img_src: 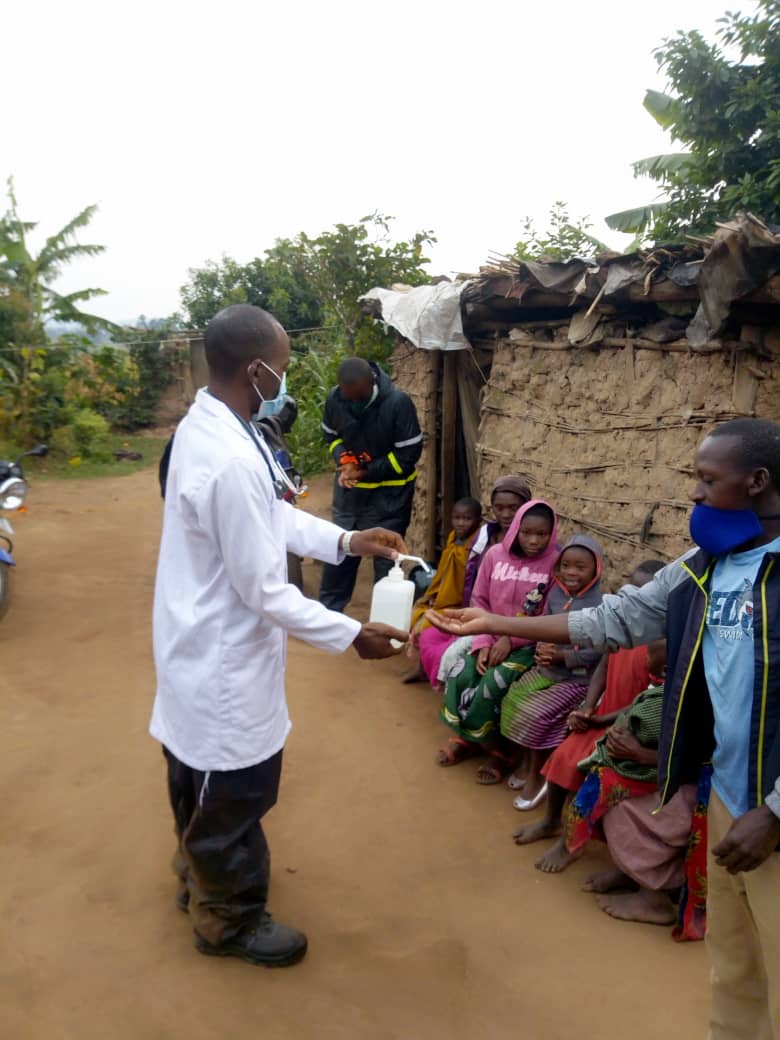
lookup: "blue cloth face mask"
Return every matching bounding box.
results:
[249,358,286,419]
[689,503,764,556]
[254,373,287,420]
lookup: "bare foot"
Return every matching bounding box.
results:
[582,868,634,894]
[513,819,559,846]
[475,753,514,785]
[535,836,581,874]
[436,738,480,767]
[596,888,677,926]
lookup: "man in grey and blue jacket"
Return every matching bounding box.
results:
[430,417,780,1040]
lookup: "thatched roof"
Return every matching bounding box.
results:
[464,213,780,352]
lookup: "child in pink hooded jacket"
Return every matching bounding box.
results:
[437,500,559,783]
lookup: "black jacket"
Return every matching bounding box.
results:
[321,363,422,522]
[658,548,780,826]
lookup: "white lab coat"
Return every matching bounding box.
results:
[150,389,361,771]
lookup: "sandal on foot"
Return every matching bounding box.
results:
[476,751,515,785]
[513,782,548,811]
[437,737,479,767]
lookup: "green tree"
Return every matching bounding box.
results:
[179,213,435,359]
[0,178,114,334]
[606,1,780,239]
[0,181,119,445]
[275,213,435,357]
[179,253,322,332]
[120,317,182,429]
[512,201,608,261]
[181,256,269,328]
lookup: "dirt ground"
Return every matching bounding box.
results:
[0,468,709,1040]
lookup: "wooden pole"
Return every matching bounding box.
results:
[440,351,458,549]
[424,351,441,562]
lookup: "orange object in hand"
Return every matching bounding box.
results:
[339,451,372,468]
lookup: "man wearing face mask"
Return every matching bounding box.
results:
[428,417,780,1039]
[151,305,409,968]
[319,356,422,611]
[158,374,304,587]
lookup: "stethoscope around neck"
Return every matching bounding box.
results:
[209,390,306,501]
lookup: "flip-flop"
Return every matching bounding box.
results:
[513,782,548,811]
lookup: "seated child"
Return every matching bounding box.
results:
[437,500,559,784]
[512,561,666,873]
[420,475,531,690]
[462,476,532,605]
[522,637,665,870]
[585,767,710,941]
[402,498,482,683]
[500,535,604,808]
[565,678,666,857]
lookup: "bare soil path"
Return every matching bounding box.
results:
[0,469,708,1039]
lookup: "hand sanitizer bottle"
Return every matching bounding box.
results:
[369,559,416,647]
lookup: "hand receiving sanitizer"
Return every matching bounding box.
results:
[369,555,432,648]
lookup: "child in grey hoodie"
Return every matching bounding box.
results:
[501,535,604,809]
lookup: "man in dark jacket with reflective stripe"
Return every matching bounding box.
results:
[319,357,422,611]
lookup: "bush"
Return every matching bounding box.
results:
[50,424,78,458]
[65,344,141,426]
[123,338,177,428]
[0,328,180,448]
[285,336,345,476]
[68,407,113,460]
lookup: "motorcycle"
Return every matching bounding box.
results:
[0,444,48,619]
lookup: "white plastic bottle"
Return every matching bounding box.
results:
[369,559,416,647]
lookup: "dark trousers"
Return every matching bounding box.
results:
[319,503,410,613]
[164,746,283,946]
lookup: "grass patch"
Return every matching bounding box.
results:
[0,434,169,481]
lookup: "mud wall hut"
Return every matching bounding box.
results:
[366,215,780,585]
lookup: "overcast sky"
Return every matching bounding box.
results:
[5,0,741,324]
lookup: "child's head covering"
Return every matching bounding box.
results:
[490,475,532,503]
[501,498,560,564]
[471,499,561,651]
[552,533,603,602]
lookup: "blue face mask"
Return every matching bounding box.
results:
[689,503,764,557]
[254,374,288,420]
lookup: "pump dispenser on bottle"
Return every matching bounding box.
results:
[369,555,431,647]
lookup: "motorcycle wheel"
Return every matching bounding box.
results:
[0,562,10,622]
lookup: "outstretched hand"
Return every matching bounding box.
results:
[347,528,407,560]
[353,622,409,660]
[712,805,780,874]
[425,607,494,637]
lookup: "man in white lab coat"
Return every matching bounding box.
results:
[151,305,407,967]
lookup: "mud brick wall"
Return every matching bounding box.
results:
[390,340,440,560]
[476,332,780,589]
